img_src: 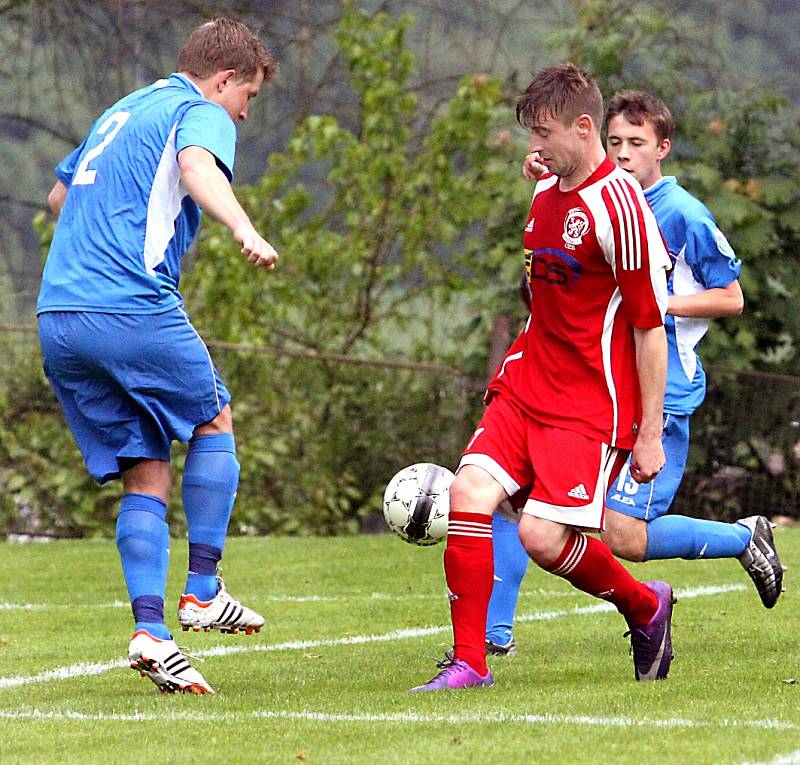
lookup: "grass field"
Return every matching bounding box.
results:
[0,529,798,765]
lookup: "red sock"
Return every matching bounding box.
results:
[444,511,493,675]
[545,530,658,626]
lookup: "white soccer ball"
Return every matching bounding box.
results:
[382,462,454,546]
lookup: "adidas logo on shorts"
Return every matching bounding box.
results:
[567,483,590,500]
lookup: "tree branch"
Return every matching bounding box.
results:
[0,194,48,212]
[0,112,81,146]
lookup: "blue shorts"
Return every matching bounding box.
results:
[38,308,231,484]
[605,413,689,521]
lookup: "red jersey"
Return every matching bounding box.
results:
[488,157,670,450]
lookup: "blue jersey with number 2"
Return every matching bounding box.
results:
[38,73,236,315]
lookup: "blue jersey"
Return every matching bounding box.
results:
[644,177,741,415]
[37,73,236,315]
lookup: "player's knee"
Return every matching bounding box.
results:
[602,526,647,562]
[450,467,502,514]
[518,517,567,566]
[120,459,171,500]
[195,404,233,436]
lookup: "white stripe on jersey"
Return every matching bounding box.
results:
[601,288,624,445]
[144,123,188,275]
[604,180,627,268]
[498,351,524,378]
[619,179,642,270]
[606,178,642,271]
[532,174,559,201]
[672,244,709,383]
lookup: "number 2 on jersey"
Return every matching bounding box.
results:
[72,111,130,186]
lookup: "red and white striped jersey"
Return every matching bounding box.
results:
[488,157,670,450]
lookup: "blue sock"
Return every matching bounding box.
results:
[645,515,752,560]
[486,513,529,643]
[182,433,240,601]
[116,493,171,640]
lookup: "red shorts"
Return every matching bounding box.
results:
[459,394,628,530]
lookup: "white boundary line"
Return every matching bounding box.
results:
[0,584,745,692]
[739,752,800,765]
[0,588,585,611]
[0,707,796,732]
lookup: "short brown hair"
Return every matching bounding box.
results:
[177,18,276,83]
[516,63,603,129]
[606,90,675,143]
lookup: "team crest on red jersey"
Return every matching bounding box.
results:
[562,207,590,249]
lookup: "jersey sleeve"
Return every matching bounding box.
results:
[684,217,742,288]
[54,137,90,187]
[601,175,670,328]
[175,101,237,180]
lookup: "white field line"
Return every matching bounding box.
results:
[0,707,796,733]
[0,583,746,692]
[0,588,584,611]
[739,752,800,765]
[516,583,746,623]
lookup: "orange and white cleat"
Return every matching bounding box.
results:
[178,578,264,635]
[128,630,214,695]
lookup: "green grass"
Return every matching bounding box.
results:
[0,530,798,764]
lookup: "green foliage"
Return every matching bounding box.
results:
[182,5,513,535]
[0,334,119,538]
[678,92,800,372]
[548,0,694,101]
[11,3,800,538]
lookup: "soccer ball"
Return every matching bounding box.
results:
[382,463,454,546]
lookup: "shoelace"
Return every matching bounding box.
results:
[431,661,463,681]
[622,628,676,662]
[175,644,205,664]
[429,651,460,673]
[622,627,653,658]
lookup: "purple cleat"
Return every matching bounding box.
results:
[626,581,675,681]
[411,656,494,692]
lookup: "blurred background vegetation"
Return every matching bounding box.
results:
[0,1,798,537]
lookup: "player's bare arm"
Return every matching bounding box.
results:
[177,145,278,270]
[630,324,667,484]
[668,279,743,318]
[47,180,68,216]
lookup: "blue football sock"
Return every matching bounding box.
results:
[644,514,752,561]
[486,513,529,643]
[182,433,240,601]
[116,493,171,640]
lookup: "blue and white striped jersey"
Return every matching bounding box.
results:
[37,73,236,315]
[645,176,742,415]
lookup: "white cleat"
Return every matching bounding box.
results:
[178,578,264,635]
[128,630,214,695]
